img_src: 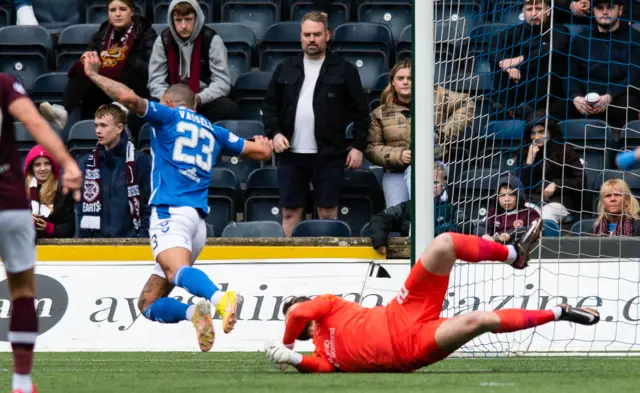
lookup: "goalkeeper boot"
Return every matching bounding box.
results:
[558,304,600,325]
[191,299,215,352]
[512,218,543,269]
[12,384,37,393]
[215,291,243,334]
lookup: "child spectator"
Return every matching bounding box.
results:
[593,178,640,236]
[23,145,75,238]
[480,174,540,244]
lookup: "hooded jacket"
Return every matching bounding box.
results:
[77,134,151,238]
[148,0,231,104]
[480,174,540,241]
[24,145,75,239]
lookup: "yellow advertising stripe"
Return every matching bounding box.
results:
[35,245,380,261]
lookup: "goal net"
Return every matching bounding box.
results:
[429,0,640,355]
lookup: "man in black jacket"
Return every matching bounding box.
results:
[551,0,640,129]
[262,11,369,237]
[492,0,570,119]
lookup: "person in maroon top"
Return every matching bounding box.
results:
[0,73,82,393]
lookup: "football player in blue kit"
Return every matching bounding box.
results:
[82,51,273,351]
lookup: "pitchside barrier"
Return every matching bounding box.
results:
[0,237,638,355]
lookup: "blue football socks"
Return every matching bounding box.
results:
[143,297,190,323]
[173,266,219,301]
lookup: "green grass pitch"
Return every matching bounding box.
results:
[1,353,639,393]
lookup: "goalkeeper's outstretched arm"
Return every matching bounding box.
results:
[265,343,336,373]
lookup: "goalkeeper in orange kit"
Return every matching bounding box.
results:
[265,219,600,373]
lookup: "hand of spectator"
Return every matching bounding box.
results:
[496,233,511,243]
[573,96,589,115]
[591,94,612,114]
[526,143,540,165]
[482,234,495,242]
[571,0,590,16]
[60,159,83,201]
[544,182,556,199]
[346,148,363,169]
[401,150,411,165]
[82,51,102,76]
[499,56,523,70]
[376,246,387,255]
[506,68,521,81]
[33,216,46,231]
[273,133,290,154]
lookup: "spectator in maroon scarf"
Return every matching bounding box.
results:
[23,145,75,238]
[148,0,240,124]
[480,174,540,244]
[39,0,156,139]
[593,178,640,236]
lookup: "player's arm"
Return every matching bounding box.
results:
[241,136,273,161]
[8,97,82,200]
[283,295,333,346]
[297,354,336,373]
[265,344,336,373]
[83,51,148,116]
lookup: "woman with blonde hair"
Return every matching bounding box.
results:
[593,179,640,237]
[24,145,75,238]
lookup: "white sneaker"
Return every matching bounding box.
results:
[16,6,38,26]
[39,103,68,130]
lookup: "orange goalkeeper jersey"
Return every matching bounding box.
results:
[283,294,399,372]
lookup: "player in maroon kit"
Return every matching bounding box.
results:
[0,73,82,393]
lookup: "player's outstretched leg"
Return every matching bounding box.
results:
[158,248,241,334]
[433,304,599,355]
[420,218,543,275]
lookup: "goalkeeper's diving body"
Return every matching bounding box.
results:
[265,219,600,373]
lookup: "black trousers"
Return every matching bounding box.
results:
[198,96,241,124]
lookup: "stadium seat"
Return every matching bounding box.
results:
[290,1,348,28]
[152,23,168,36]
[208,168,240,237]
[334,195,374,237]
[358,1,412,41]
[233,71,272,121]
[57,24,100,72]
[259,22,302,72]
[221,221,285,237]
[342,169,385,212]
[396,24,411,61]
[152,0,212,24]
[35,0,83,33]
[593,170,640,195]
[369,72,389,103]
[360,222,371,237]
[564,23,589,37]
[244,167,282,223]
[30,72,68,105]
[138,123,152,153]
[67,120,98,157]
[331,23,393,89]
[0,25,52,92]
[620,121,640,150]
[543,219,560,237]
[221,1,280,40]
[491,3,524,24]
[213,120,265,184]
[452,168,501,202]
[208,23,256,85]
[469,23,511,54]
[14,122,36,157]
[292,219,352,237]
[568,219,597,237]
[86,0,146,24]
[560,119,612,186]
[0,2,12,27]
[434,1,483,40]
[443,72,493,95]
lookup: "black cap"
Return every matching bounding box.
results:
[592,0,624,7]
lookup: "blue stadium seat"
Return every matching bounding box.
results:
[30,72,68,105]
[221,1,280,40]
[290,1,348,28]
[560,119,612,186]
[152,23,168,36]
[208,168,240,237]
[138,123,152,153]
[67,120,98,157]
[491,3,524,24]
[434,2,483,40]
[484,120,524,143]
[57,24,100,72]
[593,170,640,195]
[331,23,393,88]
[543,219,560,237]
[452,168,501,202]
[233,71,272,121]
[213,120,265,184]
[443,72,493,94]
[86,0,146,24]
[14,122,36,157]
[0,26,52,92]
[208,23,256,85]
[396,24,411,61]
[0,1,12,27]
[152,0,212,24]
[342,169,385,213]
[334,195,373,236]
[568,219,597,237]
[244,167,282,222]
[221,221,285,237]
[620,121,640,150]
[360,221,371,237]
[259,22,302,72]
[469,23,511,54]
[292,219,352,237]
[358,1,411,41]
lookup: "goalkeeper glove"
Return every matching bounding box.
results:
[264,342,302,370]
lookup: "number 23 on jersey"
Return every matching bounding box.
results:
[172,121,215,172]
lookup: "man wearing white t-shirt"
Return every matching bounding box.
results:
[262,11,370,236]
